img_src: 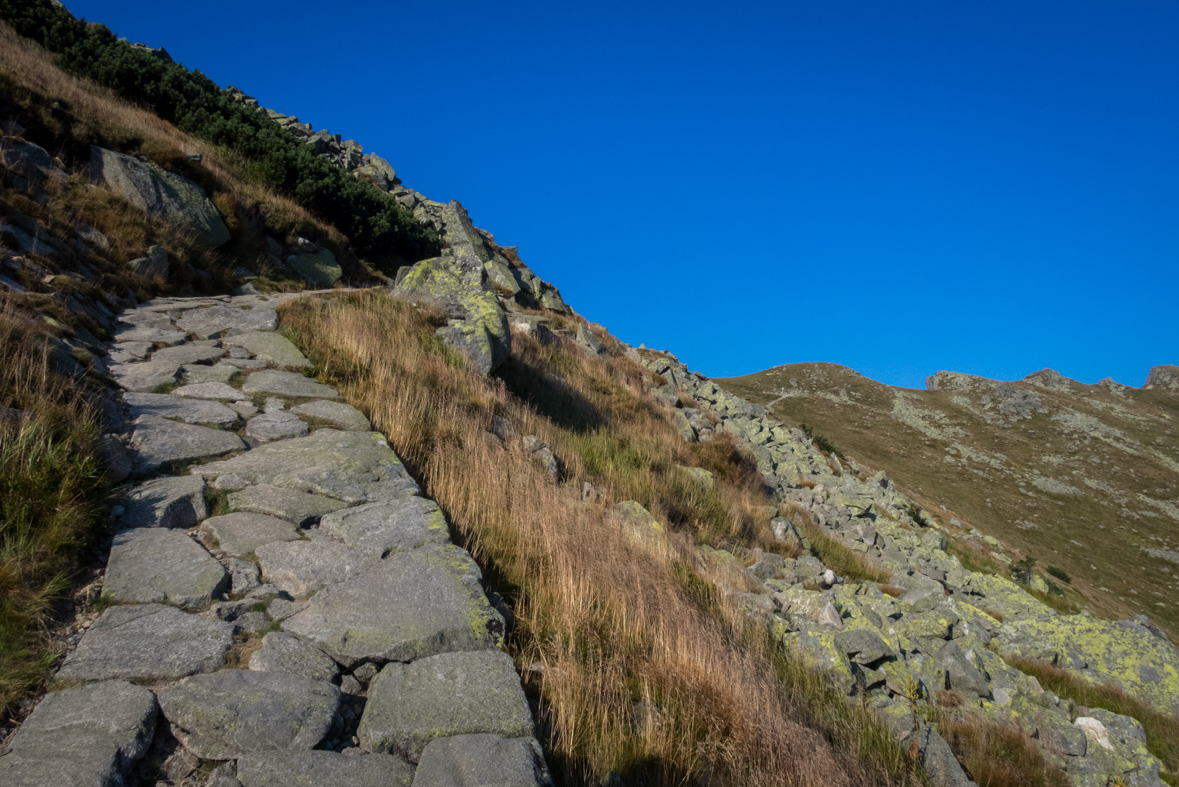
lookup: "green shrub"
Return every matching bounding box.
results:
[799,422,844,458]
[1047,565,1071,583]
[0,0,439,273]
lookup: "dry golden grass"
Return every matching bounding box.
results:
[280,291,919,787]
[932,707,1069,787]
[781,503,893,583]
[0,296,106,720]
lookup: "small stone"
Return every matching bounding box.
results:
[290,399,371,431]
[228,557,262,594]
[228,484,349,526]
[214,472,249,490]
[201,512,301,557]
[119,475,207,529]
[341,675,363,695]
[182,362,242,384]
[103,528,229,608]
[246,411,309,441]
[248,632,340,682]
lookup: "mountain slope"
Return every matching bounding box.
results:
[719,362,1179,637]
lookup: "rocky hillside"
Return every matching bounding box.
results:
[1,3,1178,787]
[717,363,1179,639]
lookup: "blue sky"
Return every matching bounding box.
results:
[69,0,1177,388]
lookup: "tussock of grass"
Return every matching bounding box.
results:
[280,291,919,787]
[0,297,107,718]
[1004,655,1179,777]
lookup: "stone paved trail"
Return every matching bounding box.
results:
[1,293,552,787]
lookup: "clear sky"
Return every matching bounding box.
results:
[67,0,1177,388]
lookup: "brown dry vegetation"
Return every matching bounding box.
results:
[0,296,106,718]
[932,707,1069,787]
[280,291,920,787]
[0,20,370,288]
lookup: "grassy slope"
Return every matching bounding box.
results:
[718,362,1179,638]
[281,293,921,787]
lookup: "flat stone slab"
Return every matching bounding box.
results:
[1,681,158,787]
[119,475,207,529]
[131,415,245,473]
[157,670,340,760]
[246,410,309,441]
[196,429,420,503]
[358,650,533,759]
[237,751,414,787]
[111,359,182,392]
[283,545,503,667]
[113,326,187,345]
[242,370,339,399]
[247,632,340,683]
[172,381,246,399]
[109,340,152,361]
[223,331,312,369]
[414,735,553,787]
[182,362,241,384]
[228,484,349,526]
[149,343,226,366]
[200,512,301,557]
[124,392,238,426]
[176,304,278,339]
[290,400,371,431]
[103,528,228,608]
[57,603,233,682]
[320,497,451,557]
[255,540,378,597]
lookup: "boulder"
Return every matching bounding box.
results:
[394,252,510,376]
[89,146,230,246]
[237,751,415,787]
[286,248,342,286]
[196,429,420,504]
[283,545,504,667]
[0,138,65,194]
[56,603,233,682]
[318,497,451,557]
[200,512,301,557]
[157,670,341,759]
[248,632,340,683]
[413,734,554,787]
[128,245,169,280]
[0,681,157,787]
[118,475,207,529]
[358,650,533,758]
[102,528,228,608]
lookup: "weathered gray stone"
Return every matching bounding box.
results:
[413,734,553,787]
[57,604,233,682]
[358,650,533,758]
[182,362,241,384]
[172,381,246,399]
[158,670,341,759]
[284,545,504,667]
[0,681,157,787]
[246,410,309,441]
[110,359,182,392]
[227,484,349,526]
[937,641,990,697]
[128,245,168,280]
[176,304,278,339]
[256,540,379,597]
[103,528,228,608]
[149,343,226,366]
[228,557,262,594]
[90,146,230,246]
[196,429,420,503]
[119,475,207,529]
[237,751,414,787]
[98,435,133,483]
[131,415,245,472]
[289,399,371,431]
[124,392,238,426]
[241,370,339,398]
[113,325,189,345]
[319,497,451,557]
[223,330,312,369]
[248,632,340,683]
[200,512,301,557]
[834,628,896,665]
[287,248,342,286]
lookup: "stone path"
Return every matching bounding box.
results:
[1,293,551,787]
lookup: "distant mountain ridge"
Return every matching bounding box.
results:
[719,361,1179,637]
